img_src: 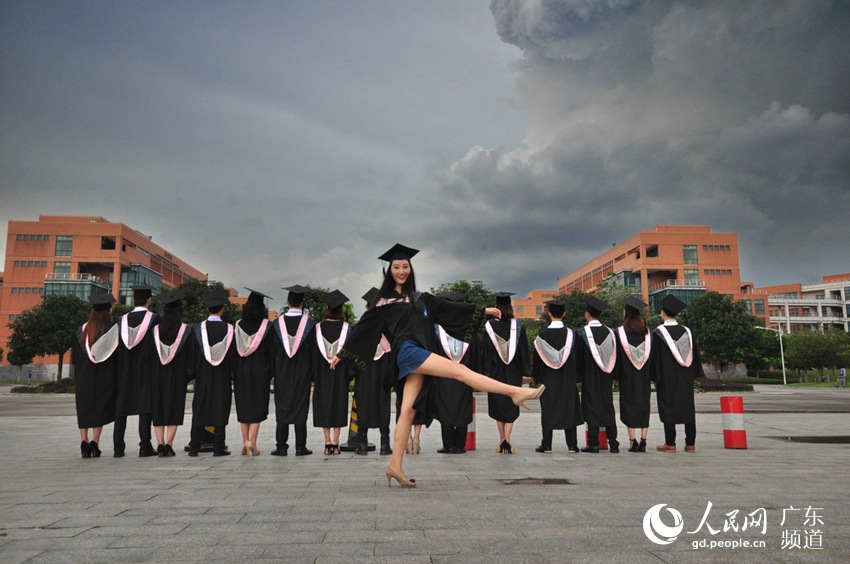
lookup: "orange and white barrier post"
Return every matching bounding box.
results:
[464,395,477,451]
[720,396,748,449]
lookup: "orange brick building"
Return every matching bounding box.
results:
[556,225,768,320]
[759,273,850,333]
[1,216,208,366]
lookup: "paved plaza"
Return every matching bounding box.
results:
[1,386,848,563]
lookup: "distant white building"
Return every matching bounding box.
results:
[759,273,850,333]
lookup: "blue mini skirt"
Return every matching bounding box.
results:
[396,340,431,379]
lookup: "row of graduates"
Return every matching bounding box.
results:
[73,281,703,459]
[528,293,705,454]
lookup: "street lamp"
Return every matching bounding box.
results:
[756,324,787,385]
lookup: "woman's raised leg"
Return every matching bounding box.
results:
[414,353,543,407]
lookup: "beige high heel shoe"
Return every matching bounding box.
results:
[413,439,421,455]
[406,439,414,454]
[385,466,416,488]
[512,384,545,410]
[241,441,249,456]
[250,440,260,456]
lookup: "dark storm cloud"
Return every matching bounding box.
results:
[422,0,850,288]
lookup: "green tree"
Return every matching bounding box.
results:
[743,326,782,377]
[785,329,850,381]
[677,291,760,372]
[176,278,241,323]
[430,280,495,309]
[6,294,91,381]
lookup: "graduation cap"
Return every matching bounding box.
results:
[584,296,608,318]
[89,293,116,311]
[323,289,349,310]
[132,285,154,301]
[545,299,566,318]
[624,296,648,315]
[660,295,687,317]
[378,243,419,262]
[157,289,184,307]
[202,289,230,309]
[494,292,515,307]
[282,284,309,302]
[244,287,272,305]
[440,291,466,303]
[362,287,379,304]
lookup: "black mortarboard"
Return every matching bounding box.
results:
[624,296,648,315]
[660,295,687,317]
[244,287,272,305]
[362,287,379,304]
[282,284,309,303]
[323,289,349,310]
[545,299,566,318]
[584,296,607,317]
[132,285,154,301]
[202,289,229,309]
[378,243,419,262]
[440,291,466,303]
[157,289,184,306]
[494,292,515,307]
[89,293,116,311]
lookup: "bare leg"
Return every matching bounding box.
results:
[504,422,514,444]
[79,428,89,442]
[332,427,340,445]
[414,354,542,404]
[249,423,260,444]
[165,425,178,446]
[640,427,648,440]
[388,373,423,479]
[496,421,506,442]
[322,428,331,445]
[240,423,250,444]
[628,427,636,441]
[92,427,102,444]
[154,426,165,446]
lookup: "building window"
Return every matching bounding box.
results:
[683,245,698,265]
[536,306,542,316]
[54,262,71,275]
[55,235,73,257]
[646,245,659,258]
[516,306,524,314]
[16,234,22,240]
[684,269,700,284]
[754,300,765,315]
[743,299,752,313]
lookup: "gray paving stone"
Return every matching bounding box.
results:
[1,388,848,562]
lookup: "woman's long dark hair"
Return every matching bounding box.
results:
[241,300,268,324]
[373,259,417,306]
[622,309,648,336]
[158,302,185,343]
[82,308,113,346]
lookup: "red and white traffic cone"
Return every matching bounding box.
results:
[464,396,477,451]
[721,396,748,449]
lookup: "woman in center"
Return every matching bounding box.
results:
[332,244,545,488]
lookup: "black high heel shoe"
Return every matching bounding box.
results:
[628,439,639,453]
[639,438,647,452]
[89,440,101,458]
[324,444,332,455]
[81,441,91,459]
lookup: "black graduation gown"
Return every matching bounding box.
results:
[576,323,617,428]
[233,319,274,424]
[431,326,475,427]
[150,324,193,426]
[72,324,120,428]
[353,335,394,429]
[311,321,352,428]
[614,328,653,428]
[191,320,235,428]
[272,314,315,424]
[651,323,704,425]
[481,319,529,423]
[338,291,486,373]
[533,325,583,430]
[115,309,159,417]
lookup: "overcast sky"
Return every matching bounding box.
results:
[2,0,848,309]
